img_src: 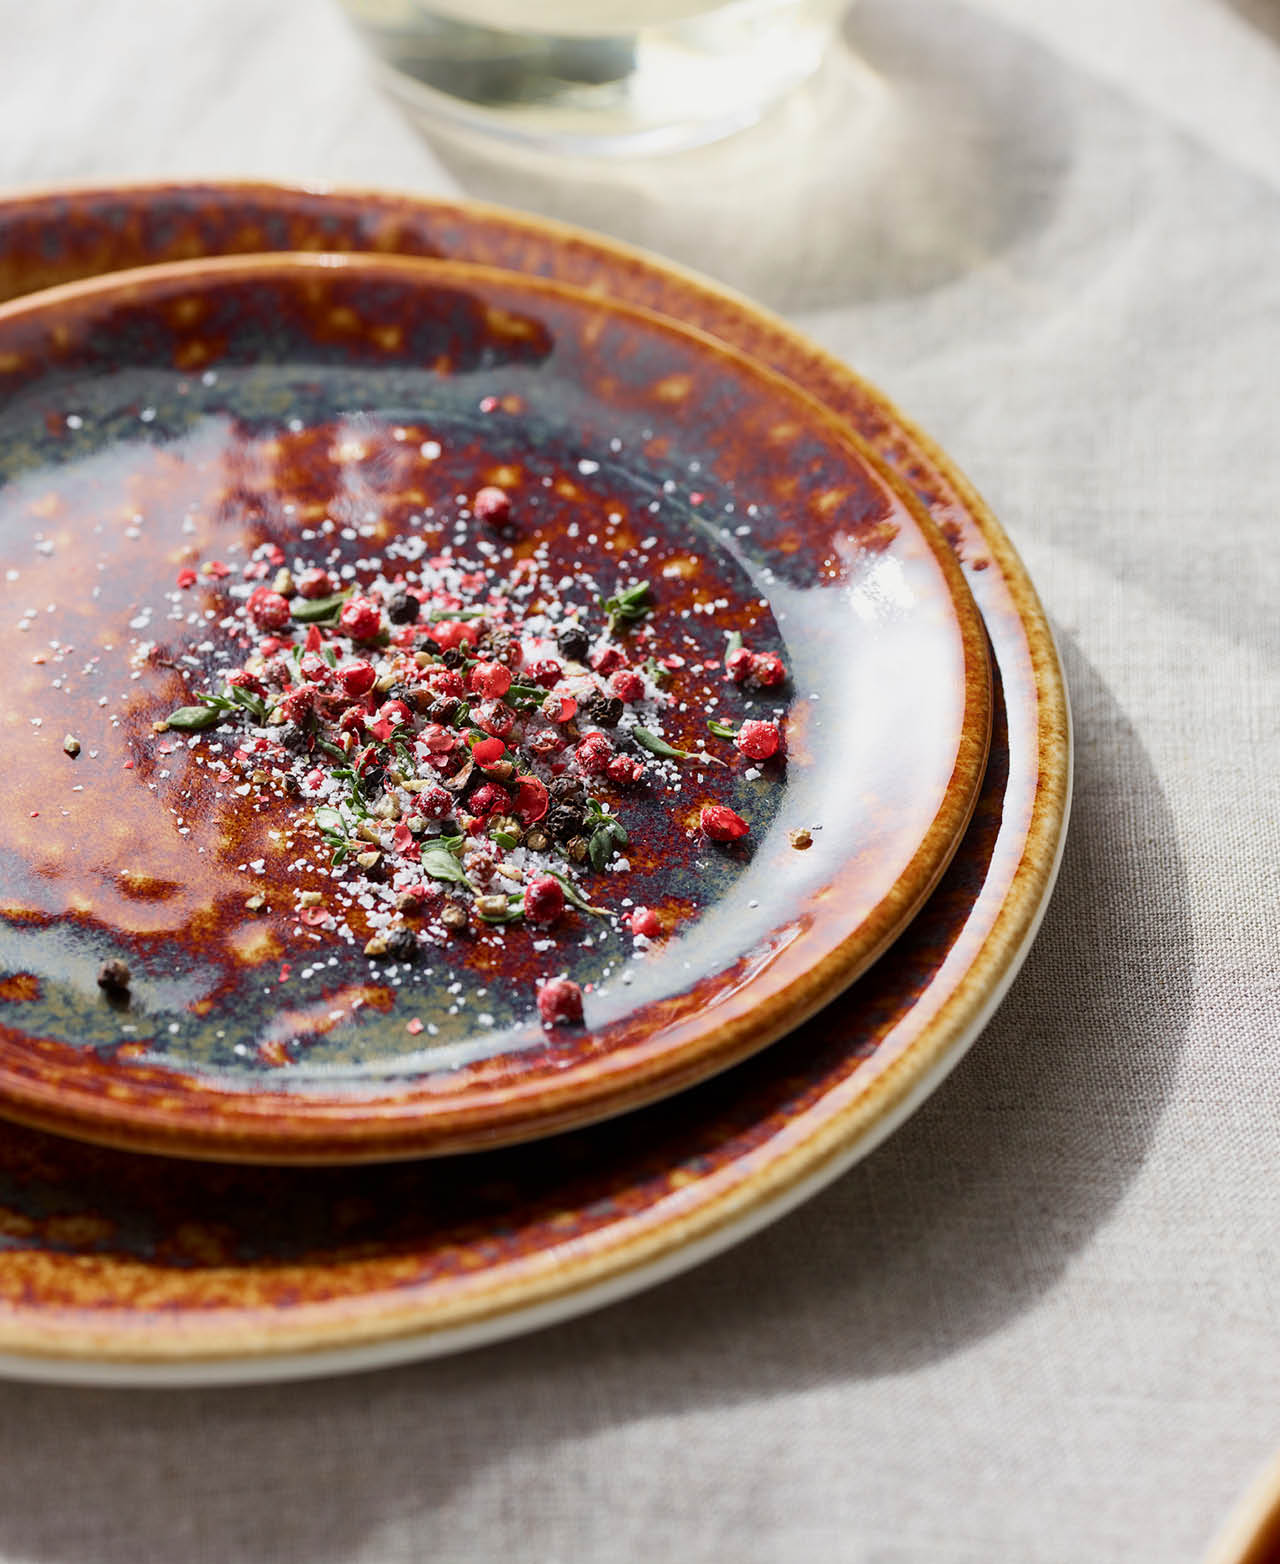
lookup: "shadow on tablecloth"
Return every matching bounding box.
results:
[420,0,1073,315]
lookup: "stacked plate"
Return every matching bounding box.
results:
[0,183,1069,1384]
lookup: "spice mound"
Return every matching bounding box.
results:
[154,499,786,1030]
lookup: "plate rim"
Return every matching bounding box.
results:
[0,181,1069,1380]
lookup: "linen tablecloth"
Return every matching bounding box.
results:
[0,1,1276,1559]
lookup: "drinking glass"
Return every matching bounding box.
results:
[340,0,847,156]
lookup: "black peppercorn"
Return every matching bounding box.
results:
[427,697,458,724]
[547,803,586,842]
[277,723,310,755]
[386,682,421,711]
[556,624,590,662]
[582,693,624,728]
[385,927,418,961]
[97,958,131,992]
[385,592,420,625]
[441,647,463,669]
[549,776,585,803]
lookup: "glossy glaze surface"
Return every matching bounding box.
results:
[0,185,1067,1376]
[0,253,989,1160]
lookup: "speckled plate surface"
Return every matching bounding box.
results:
[0,184,1067,1381]
[0,250,990,1163]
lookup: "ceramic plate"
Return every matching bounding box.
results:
[0,184,1067,1382]
[0,252,990,1162]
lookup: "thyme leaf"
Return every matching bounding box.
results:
[290,590,352,623]
[165,704,224,731]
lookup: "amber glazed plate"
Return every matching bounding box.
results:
[0,184,1067,1382]
[0,251,990,1163]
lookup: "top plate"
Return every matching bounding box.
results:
[0,252,989,1162]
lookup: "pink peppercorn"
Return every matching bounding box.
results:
[526,658,563,688]
[473,485,512,525]
[609,669,645,703]
[751,651,786,687]
[542,692,577,724]
[474,700,516,738]
[736,719,782,760]
[524,876,565,925]
[607,754,644,785]
[469,660,512,699]
[300,653,330,684]
[700,803,749,842]
[226,669,265,696]
[247,587,291,632]
[176,568,197,590]
[576,732,613,774]
[628,907,662,939]
[590,644,627,675]
[417,723,457,754]
[525,728,566,757]
[472,736,505,766]
[469,782,511,817]
[277,685,315,724]
[340,661,378,698]
[416,783,453,818]
[513,775,550,824]
[537,976,584,1027]
[338,596,383,641]
[296,567,334,599]
[428,667,465,698]
[428,619,469,649]
[725,646,753,684]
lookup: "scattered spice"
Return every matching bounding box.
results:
[62,734,81,758]
[789,828,814,851]
[700,803,750,842]
[537,976,584,1027]
[96,959,131,993]
[139,442,792,1029]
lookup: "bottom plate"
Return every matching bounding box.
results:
[0,182,1069,1382]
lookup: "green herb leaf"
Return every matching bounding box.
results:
[490,829,520,850]
[600,580,653,634]
[707,718,737,740]
[313,806,346,835]
[584,798,628,848]
[475,895,525,924]
[547,870,608,917]
[632,726,695,760]
[420,844,470,887]
[426,607,488,622]
[641,657,670,686]
[165,704,224,731]
[725,630,743,657]
[227,685,267,722]
[290,590,352,623]
[588,826,615,872]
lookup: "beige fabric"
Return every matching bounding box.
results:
[0,1,1276,1559]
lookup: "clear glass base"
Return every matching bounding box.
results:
[342,0,844,157]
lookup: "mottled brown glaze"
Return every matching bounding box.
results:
[0,252,990,1161]
[0,185,1068,1373]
